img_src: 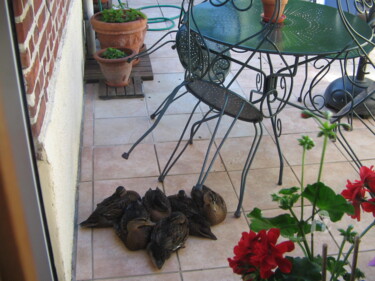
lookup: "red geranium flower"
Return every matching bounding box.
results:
[341,179,366,221]
[228,228,295,279]
[360,165,375,192]
[363,198,375,217]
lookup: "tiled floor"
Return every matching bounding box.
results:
[74,1,375,280]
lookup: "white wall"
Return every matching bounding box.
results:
[37,0,84,279]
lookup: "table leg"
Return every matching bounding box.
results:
[264,75,284,185]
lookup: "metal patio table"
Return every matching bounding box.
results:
[189,0,373,184]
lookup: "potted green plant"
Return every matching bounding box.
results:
[90,7,147,55]
[93,47,135,87]
[261,0,288,23]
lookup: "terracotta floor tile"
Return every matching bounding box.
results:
[83,117,94,147]
[94,117,153,146]
[228,166,300,212]
[206,116,268,138]
[279,133,347,166]
[75,182,93,281]
[75,228,92,281]
[95,98,148,118]
[99,272,182,281]
[152,113,212,143]
[93,228,179,279]
[94,144,159,180]
[291,161,358,193]
[335,127,375,161]
[178,213,249,271]
[146,91,201,116]
[151,57,184,74]
[156,140,226,176]
[75,5,375,280]
[182,267,240,281]
[143,73,184,95]
[219,136,282,171]
[80,147,93,182]
[263,107,320,135]
[162,172,239,213]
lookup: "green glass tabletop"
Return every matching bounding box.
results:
[190,0,373,56]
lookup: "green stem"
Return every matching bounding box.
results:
[317,134,328,183]
[300,147,306,221]
[329,238,347,281]
[311,134,329,257]
[289,207,312,260]
[331,220,375,280]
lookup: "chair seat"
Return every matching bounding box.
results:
[186,80,263,123]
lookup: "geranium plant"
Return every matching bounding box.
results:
[228,110,375,281]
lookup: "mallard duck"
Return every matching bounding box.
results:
[142,187,171,222]
[168,190,217,240]
[80,186,141,227]
[114,199,153,251]
[114,217,155,251]
[191,185,227,226]
[147,212,189,269]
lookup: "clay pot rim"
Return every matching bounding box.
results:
[91,10,148,25]
[93,47,136,63]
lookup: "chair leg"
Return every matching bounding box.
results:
[158,100,201,182]
[159,109,219,181]
[234,123,263,218]
[188,109,217,144]
[196,100,246,189]
[151,90,188,119]
[122,82,187,159]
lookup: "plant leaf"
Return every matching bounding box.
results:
[302,182,354,222]
[279,187,300,195]
[274,257,322,281]
[247,208,299,237]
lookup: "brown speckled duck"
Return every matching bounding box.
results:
[147,212,189,269]
[80,186,141,227]
[191,185,227,226]
[114,199,154,251]
[142,187,171,222]
[168,190,217,240]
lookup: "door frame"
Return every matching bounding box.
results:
[0,1,57,280]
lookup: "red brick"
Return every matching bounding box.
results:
[15,6,34,44]
[33,27,39,49]
[48,57,55,78]
[24,56,39,94]
[28,35,35,56]
[28,80,42,118]
[20,49,31,69]
[37,6,45,30]
[39,30,48,61]
[33,0,43,13]
[12,0,24,17]
[31,94,47,137]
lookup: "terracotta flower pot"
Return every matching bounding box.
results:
[93,47,135,87]
[90,10,147,54]
[261,0,288,23]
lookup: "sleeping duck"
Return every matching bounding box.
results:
[80,186,140,227]
[147,212,189,269]
[168,190,217,240]
[114,199,154,251]
[191,185,227,226]
[142,187,171,222]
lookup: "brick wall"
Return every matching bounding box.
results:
[13,0,72,137]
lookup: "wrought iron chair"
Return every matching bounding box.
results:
[121,0,285,216]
